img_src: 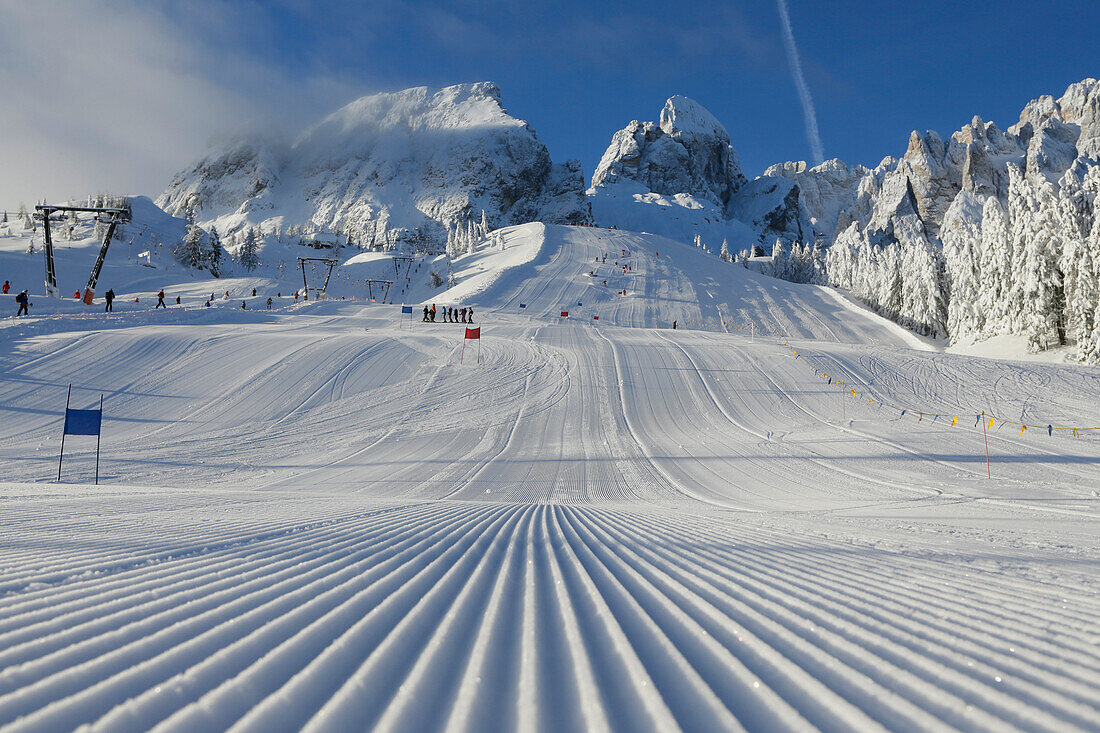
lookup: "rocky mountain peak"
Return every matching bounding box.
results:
[157,82,590,250]
[591,95,745,207]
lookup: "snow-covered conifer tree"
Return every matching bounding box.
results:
[1020,182,1065,351]
[206,225,224,277]
[719,238,730,262]
[237,227,260,271]
[174,223,206,270]
[977,196,1010,335]
[770,239,787,280]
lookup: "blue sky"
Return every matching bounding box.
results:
[1,0,1098,205]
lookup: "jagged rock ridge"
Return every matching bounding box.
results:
[158,82,591,250]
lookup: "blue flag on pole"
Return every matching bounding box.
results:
[64,408,102,436]
[400,305,413,314]
[519,303,527,308]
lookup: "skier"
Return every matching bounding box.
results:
[15,289,29,317]
[423,305,430,322]
[294,291,299,302]
[104,289,115,312]
[672,320,677,330]
[241,301,247,309]
[467,306,474,323]
[430,304,436,322]
[460,307,467,323]
[176,295,181,305]
[266,297,273,310]
[224,291,230,300]
[155,289,166,308]
[252,287,257,297]
[204,300,210,308]
[1,281,8,294]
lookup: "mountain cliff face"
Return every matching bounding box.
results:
[820,78,1100,359]
[831,78,1100,249]
[157,82,591,250]
[591,96,746,207]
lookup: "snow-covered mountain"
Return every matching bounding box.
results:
[157,82,591,251]
[586,96,862,251]
[819,78,1100,361]
[587,96,763,250]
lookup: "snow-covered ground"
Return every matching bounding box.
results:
[1,223,1098,731]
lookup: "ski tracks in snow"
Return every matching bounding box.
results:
[0,496,1097,731]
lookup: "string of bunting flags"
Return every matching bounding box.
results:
[783,341,1100,438]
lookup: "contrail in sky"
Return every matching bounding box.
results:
[776,0,825,165]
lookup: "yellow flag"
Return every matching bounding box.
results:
[951,415,957,427]
[851,389,856,397]
[1020,425,1027,436]
[989,417,994,429]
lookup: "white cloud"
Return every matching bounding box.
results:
[0,1,352,207]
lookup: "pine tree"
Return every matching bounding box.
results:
[175,223,205,269]
[206,225,224,277]
[1,210,7,224]
[18,203,30,229]
[719,238,730,262]
[237,227,260,271]
[877,244,903,320]
[770,239,788,279]
[1020,182,1064,351]
[479,210,490,239]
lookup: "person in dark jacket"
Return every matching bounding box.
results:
[155,289,166,308]
[15,289,29,316]
[423,305,430,322]
[2,281,8,294]
[104,289,115,312]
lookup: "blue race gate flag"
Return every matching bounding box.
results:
[519,303,527,308]
[64,408,102,435]
[401,305,413,314]
[58,386,105,484]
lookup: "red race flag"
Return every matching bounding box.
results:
[592,315,599,320]
[560,311,569,318]
[465,327,481,340]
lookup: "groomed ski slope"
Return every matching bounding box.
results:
[0,225,1098,732]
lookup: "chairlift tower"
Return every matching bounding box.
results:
[34,204,131,301]
[297,256,338,300]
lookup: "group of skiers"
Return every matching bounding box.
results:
[5,278,287,317]
[423,304,474,323]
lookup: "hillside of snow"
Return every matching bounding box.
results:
[2,203,1099,729]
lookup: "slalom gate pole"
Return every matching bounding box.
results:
[982,411,991,478]
[478,334,481,364]
[95,394,102,485]
[842,386,846,422]
[460,339,466,364]
[58,384,71,481]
